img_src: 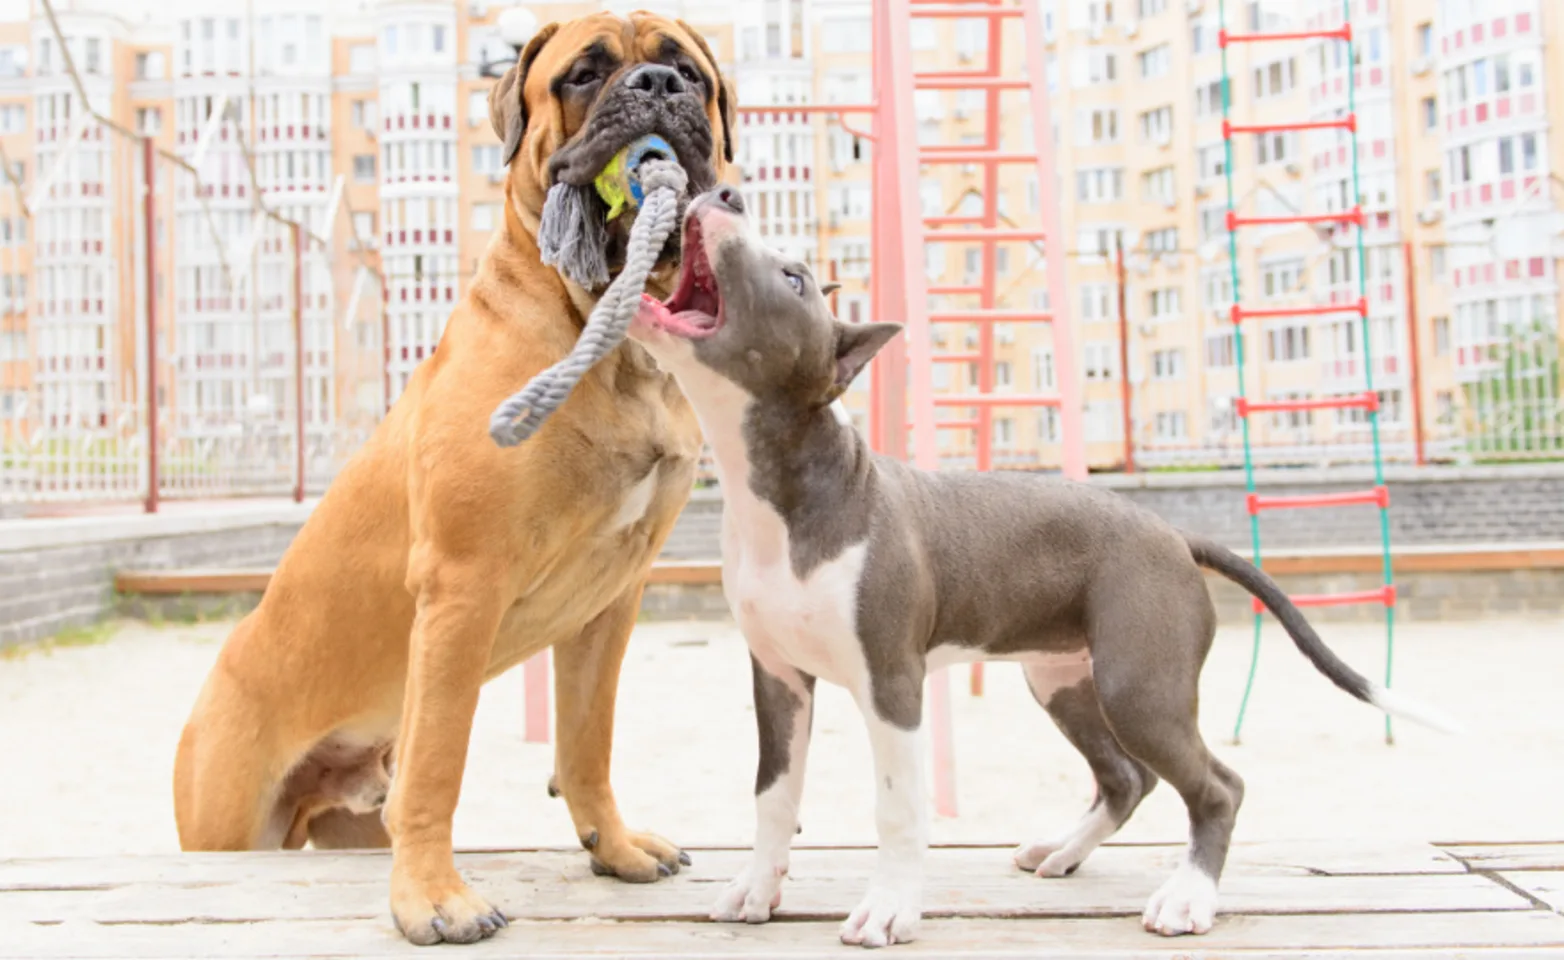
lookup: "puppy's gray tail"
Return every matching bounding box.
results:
[1184,534,1463,735]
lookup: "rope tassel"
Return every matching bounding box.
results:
[489,155,688,448]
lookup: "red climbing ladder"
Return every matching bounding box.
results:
[869,0,1086,815]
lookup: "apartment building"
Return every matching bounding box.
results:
[0,0,1558,493]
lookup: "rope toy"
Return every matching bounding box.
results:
[489,137,687,447]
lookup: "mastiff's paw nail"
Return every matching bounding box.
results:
[547,775,560,798]
[431,917,450,940]
[796,824,803,835]
[491,910,509,929]
[678,850,693,867]
[581,830,599,851]
[658,863,673,878]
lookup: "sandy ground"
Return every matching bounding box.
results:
[1,613,1561,859]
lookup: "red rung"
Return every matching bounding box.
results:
[933,352,982,363]
[933,393,1061,408]
[1227,207,1364,230]
[925,228,1047,242]
[920,151,1038,164]
[936,419,980,429]
[1235,392,1378,417]
[1230,298,1367,323]
[1224,116,1355,136]
[912,5,1024,17]
[1246,486,1389,515]
[925,216,985,227]
[930,310,1052,323]
[736,104,875,115]
[1251,584,1395,614]
[929,284,984,295]
[914,76,1030,90]
[1219,24,1350,46]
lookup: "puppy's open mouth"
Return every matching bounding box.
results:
[640,213,724,339]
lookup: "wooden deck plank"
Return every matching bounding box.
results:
[1501,870,1564,914]
[0,850,1527,926]
[6,912,1564,960]
[1443,843,1564,872]
[0,839,1461,892]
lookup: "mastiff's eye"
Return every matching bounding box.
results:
[784,272,805,297]
[677,63,702,85]
[565,65,601,87]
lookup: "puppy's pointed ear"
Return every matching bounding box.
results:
[820,281,842,297]
[834,322,902,390]
[489,22,560,166]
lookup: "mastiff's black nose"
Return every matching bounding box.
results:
[625,63,686,96]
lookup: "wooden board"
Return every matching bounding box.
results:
[2,843,1558,959]
[1501,870,1564,914]
[1442,843,1564,872]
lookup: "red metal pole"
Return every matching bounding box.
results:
[1402,240,1426,466]
[143,136,159,514]
[291,222,305,503]
[1117,238,1134,472]
[381,273,392,415]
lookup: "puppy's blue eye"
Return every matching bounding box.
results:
[785,272,804,296]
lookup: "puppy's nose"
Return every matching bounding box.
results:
[712,186,745,215]
[625,63,686,96]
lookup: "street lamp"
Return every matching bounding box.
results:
[478,6,539,78]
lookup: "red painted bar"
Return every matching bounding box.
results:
[1247,486,1390,515]
[925,227,1047,242]
[1225,115,1355,136]
[1251,584,1396,614]
[912,5,1024,17]
[1228,207,1363,229]
[1231,298,1368,322]
[1236,392,1378,416]
[932,393,1062,408]
[919,150,1038,163]
[1220,24,1350,46]
[914,76,1030,89]
[929,309,1053,323]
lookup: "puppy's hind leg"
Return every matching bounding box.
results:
[712,655,814,925]
[1090,590,1243,937]
[1014,656,1158,878]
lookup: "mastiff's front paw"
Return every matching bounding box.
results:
[389,865,507,946]
[839,882,922,948]
[584,827,691,882]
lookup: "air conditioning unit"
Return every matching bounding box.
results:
[1124,20,1139,37]
[1417,205,1442,225]
[1195,183,1211,197]
[1284,162,1302,177]
[1411,57,1432,77]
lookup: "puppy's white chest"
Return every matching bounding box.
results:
[726,531,867,687]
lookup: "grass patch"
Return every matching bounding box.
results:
[0,619,119,661]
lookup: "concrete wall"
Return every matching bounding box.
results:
[5,464,1564,648]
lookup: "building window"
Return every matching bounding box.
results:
[1197,143,1227,179]
[1260,258,1304,300]
[1194,78,1224,117]
[1433,315,1450,356]
[349,43,375,74]
[1252,57,1295,99]
[472,144,502,176]
[1138,105,1172,145]
[1255,131,1295,166]
[1416,22,1432,58]
[1154,411,1187,440]
[1141,166,1175,204]
[1429,244,1447,279]
[1147,287,1180,320]
[1422,96,1437,131]
[1080,283,1112,323]
[85,38,102,74]
[135,51,166,79]
[136,107,162,134]
[1075,167,1124,203]
[1265,323,1310,362]
[1137,45,1170,80]
[353,154,376,182]
[1084,342,1118,381]
[1145,226,1178,253]
[471,202,498,232]
[1150,348,1184,380]
[1425,169,1441,203]
[1204,331,1235,368]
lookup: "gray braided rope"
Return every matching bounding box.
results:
[488,159,688,447]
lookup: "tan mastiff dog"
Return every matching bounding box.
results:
[173,12,734,945]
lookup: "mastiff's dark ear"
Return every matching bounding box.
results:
[834,322,902,391]
[489,21,561,166]
[678,20,736,163]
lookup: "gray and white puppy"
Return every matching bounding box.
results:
[630,188,1455,949]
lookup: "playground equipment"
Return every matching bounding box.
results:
[866,0,1086,814]
[1218,0,1398,744]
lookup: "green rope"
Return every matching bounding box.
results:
[1220,0,1265,745]
[1342,0,1398,745]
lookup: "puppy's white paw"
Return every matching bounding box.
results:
[1013,838,1081,877]
[1141,863,1218,936]
[710,862,785,924]
[839,883,922,948]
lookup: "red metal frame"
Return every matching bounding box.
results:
[1250,584,1395,613]
[143,137,160,514]
[1402,240,1427,466]
[1226,208,1363,230]
[1224,116,1355,136]
[1219,25,1351,46]
[1235,392,1378,416]
[291,223,305,505]
[1246,486,1389,514]
[1231,298,1367,322]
